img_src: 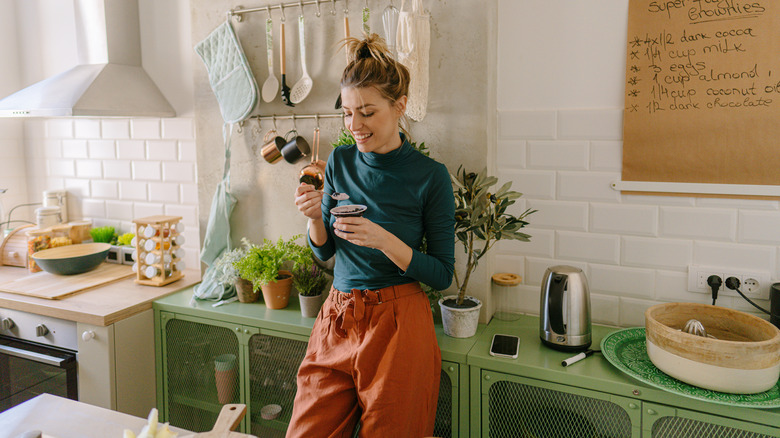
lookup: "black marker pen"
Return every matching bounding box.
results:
[561,349,597,367]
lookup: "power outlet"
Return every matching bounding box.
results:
[687,266,771,300]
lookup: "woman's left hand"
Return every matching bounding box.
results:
[333,217,390,250]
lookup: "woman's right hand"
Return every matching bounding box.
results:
[295,183,324,220]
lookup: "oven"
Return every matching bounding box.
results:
[0,308,79,413]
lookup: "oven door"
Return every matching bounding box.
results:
[0,335,77,413]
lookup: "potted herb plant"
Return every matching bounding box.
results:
[234,234,312,309]
[213,240,252,302]
[293,261,330,317]
[439,166,535,338]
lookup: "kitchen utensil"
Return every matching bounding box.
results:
[261,12,279,103]
[260,129,285,164]
[602,327,780,408]
[343,4,350,62]
[382,0,400,55]
[316,190,349,201]
[0,262,133,299]
[540,265,592,352]
[396,0,430,121]
[280,130,310,163]
[362,0,370,34]
[681,318,708,337]
[279,19,294,107]
[32,242,110,275]
[299,126,326,189]
[290,11,313,104]
[180,404,254,438]
[646,302,780,394]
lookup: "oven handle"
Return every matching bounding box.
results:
[0,343,68,367]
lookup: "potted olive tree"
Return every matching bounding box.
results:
[439,167,535,338]
[234,234,312,309]
[293,261,330,318]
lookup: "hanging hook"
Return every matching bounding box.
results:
[344,0,349,15]
[266,5,271,18]
[280,4,286,21]
[315,0,322,17]
[314,114,320,130]
[299,0,304,17]
[291,114,298,133]
[272,115,278,132]
[236,120,244,134]
[330,0,337,15]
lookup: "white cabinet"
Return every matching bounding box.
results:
[78,309,156,417]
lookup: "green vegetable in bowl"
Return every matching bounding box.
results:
[117,233,135,246]
[90,226,116,244]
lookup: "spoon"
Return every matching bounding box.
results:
[290,11,313,104]
[261,14,279,103]
[315,190,349,201]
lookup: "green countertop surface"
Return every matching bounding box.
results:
[155,288,779,427]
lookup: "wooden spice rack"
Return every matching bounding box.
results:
[133,215,185,287]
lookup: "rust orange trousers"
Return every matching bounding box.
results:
[286,282,441,438]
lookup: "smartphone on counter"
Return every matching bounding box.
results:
[489,333,520,359]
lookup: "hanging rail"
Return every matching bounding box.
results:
[229,0,348,21]
[250,113,343,121]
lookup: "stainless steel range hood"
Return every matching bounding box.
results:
[0,0,175,118]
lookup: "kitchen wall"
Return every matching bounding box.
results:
[191,0,494,315]
[492,0,780,326]
[0,0,199,269]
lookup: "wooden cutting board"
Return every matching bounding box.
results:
[0,263,134,300]
[180,404,256,438]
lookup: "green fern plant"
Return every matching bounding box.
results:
[234,235,312,292]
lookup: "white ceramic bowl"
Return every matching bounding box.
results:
[645,302,780,394]
[261,404,282,420]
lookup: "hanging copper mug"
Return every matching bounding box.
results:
[261,129,285,164]
[299,127,326,189]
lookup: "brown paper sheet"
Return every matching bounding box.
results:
[622,1,780,197]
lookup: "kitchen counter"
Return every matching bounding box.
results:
[0,393,193,437]
[0,266,201,326]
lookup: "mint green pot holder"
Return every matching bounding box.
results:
[195,19,258,124]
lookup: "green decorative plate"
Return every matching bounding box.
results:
[600,327,780,408]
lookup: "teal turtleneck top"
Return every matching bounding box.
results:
[310,137,455,292]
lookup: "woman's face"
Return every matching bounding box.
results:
[341,86,407,154]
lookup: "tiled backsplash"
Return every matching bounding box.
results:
[23,117,200,270]
[493,109,780,328]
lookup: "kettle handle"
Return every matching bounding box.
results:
[548,273,567,334]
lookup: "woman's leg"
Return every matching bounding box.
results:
[354,290,441,437]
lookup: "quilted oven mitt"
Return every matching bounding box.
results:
[195,19,259,124]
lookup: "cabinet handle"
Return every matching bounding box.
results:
[235,327,241,332]
[448,366,455,372]
[244,329,251,335]
[82,330,96,342]
[646,409,657,416]
[484,374,491,380]
[628,402,638,409]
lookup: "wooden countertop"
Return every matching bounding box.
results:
[0,394,193,437]
[0,266,201,326]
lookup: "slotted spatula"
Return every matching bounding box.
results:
[181,404,256,438]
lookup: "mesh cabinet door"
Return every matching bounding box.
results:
[434,361,458,438]
[646,402,779,438]
[248,331,308,437]
[482,371,634,438]
[162,316,241,432]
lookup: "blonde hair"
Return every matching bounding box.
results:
[340,34,411,137]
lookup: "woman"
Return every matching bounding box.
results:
[289,34,455,438]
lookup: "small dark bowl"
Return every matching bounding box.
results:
[32,243,111,275]
[330,204,367,218]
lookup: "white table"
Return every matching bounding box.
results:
[0,394,192,438]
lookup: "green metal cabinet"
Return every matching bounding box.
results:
[154,286,479,437]
[467,317,780,438]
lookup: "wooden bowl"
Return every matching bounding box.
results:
[32,243,111,275]
[645,302,780,394]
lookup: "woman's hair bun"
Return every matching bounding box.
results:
[344,33,391,66]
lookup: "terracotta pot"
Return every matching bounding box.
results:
[298,293,323,318]
[235,277,259,303]
[260,270,294,309]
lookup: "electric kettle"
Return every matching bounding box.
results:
[540,265,592,352]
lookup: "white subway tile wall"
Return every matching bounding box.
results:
[495,109,779,325]
[25,118,200,270]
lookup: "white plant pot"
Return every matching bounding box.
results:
[298,293,323,318]
[439,295,482,338]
